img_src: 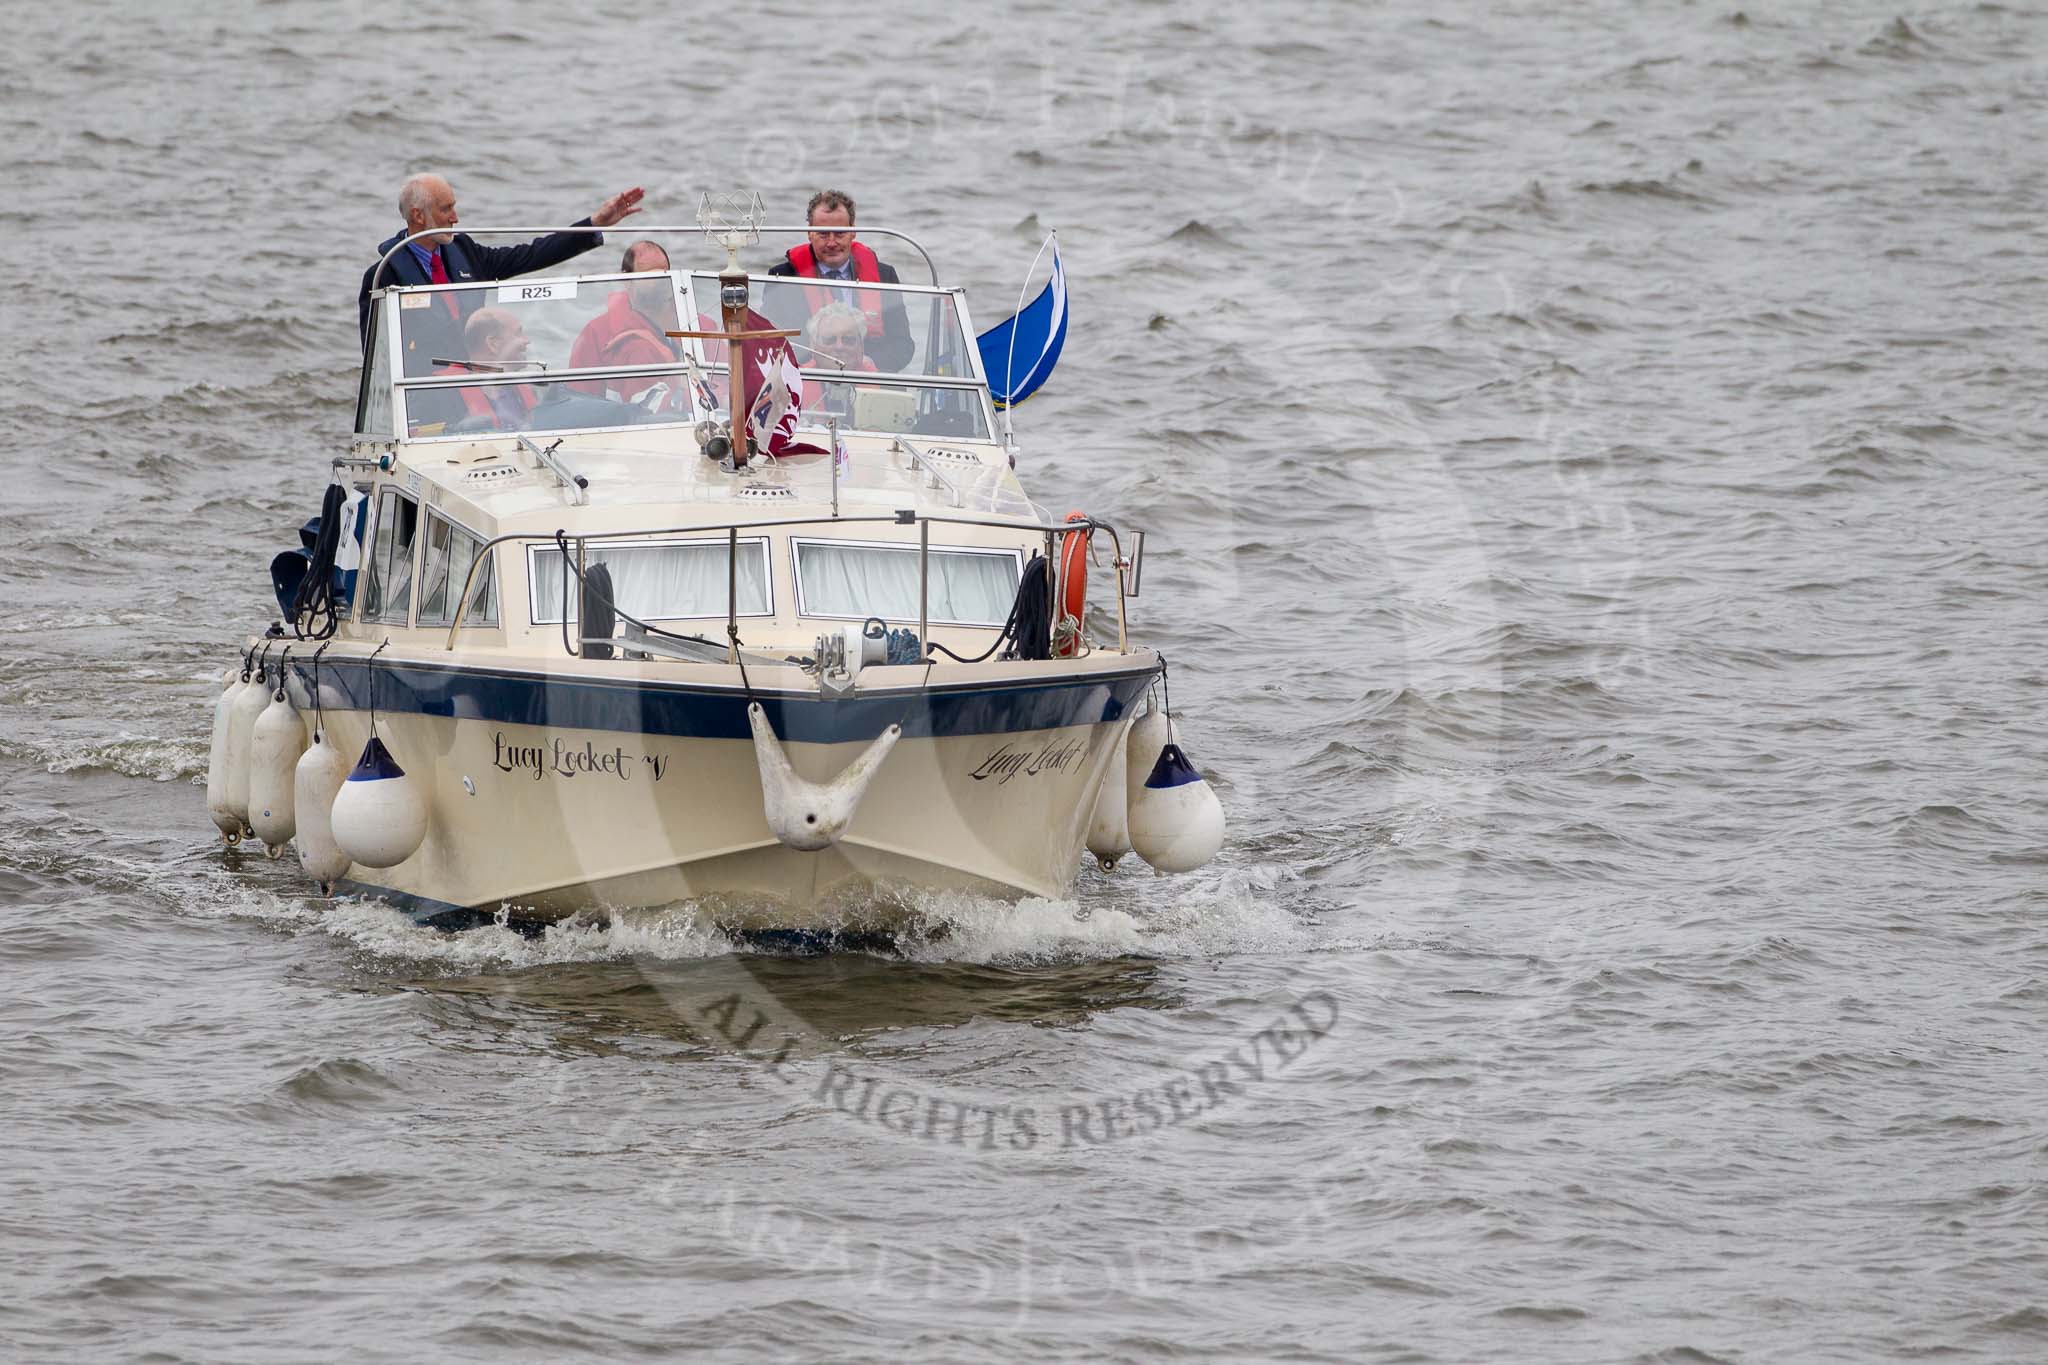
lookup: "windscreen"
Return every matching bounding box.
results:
[691,275,974,381]
[686,275,990,440]
[391,272,700,438]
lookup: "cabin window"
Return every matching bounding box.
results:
[417,511,498,628]
[528,538,772,624]
[792,539,1022,627]
[361,488,419,624]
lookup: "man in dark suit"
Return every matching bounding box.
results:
[358,174,644,367]
[767,189,914,372]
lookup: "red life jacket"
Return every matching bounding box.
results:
[569,292,678,397]
[785,241,886,343]
[436,365,537,427]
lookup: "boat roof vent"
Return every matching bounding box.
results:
[736,483,796,502]
[464,463,521,484]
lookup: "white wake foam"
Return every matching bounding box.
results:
[185,857,1323,972]
[315,899,741,971]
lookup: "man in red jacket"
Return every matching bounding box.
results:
[768,189,914,372]
[569,240,682,402]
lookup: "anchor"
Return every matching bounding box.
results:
[747,703,900,851]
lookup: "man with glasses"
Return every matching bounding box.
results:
[802,301,881,419]
[769,189,913,371]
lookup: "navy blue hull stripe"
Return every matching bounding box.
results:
[335,878,465,919]
[291,657,1158,744]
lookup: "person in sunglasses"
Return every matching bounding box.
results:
[801,301,883,420]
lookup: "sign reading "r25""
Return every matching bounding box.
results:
[497,281,578,303]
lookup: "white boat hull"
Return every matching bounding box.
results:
[301,654,1156,928]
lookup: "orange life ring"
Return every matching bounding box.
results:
[1056,511,1090,656]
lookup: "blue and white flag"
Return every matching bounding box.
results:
[976,234,1067,410]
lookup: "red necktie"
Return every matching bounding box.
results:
[429,249,459,319]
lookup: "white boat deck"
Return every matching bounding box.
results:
[393,426,1042,540]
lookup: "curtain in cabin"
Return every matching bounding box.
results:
[795,542,1018,626]
[531,542,769,622]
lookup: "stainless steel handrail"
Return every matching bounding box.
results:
[394,361,680,388]
[516,435,588,506]
[370,224,940,292]
[683,268,952,299]
[890,437,963,509]
[1100,526,1131,654]
[725,526,739,664]
[442,509,1131,651]
[391,362,989,393]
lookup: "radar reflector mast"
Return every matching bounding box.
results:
[667,191,795,473]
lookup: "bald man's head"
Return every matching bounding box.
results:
[463,307,529,367]
[621,240,669,272]
[620,240,674,320]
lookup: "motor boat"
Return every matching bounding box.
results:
[202,202,1223,929]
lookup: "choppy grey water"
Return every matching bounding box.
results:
[3,2,2045,1361]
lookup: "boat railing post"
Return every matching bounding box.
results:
[573,536,588,657]
[919,517,930,655]
[727,526,740,665]
[1104,525,1130,655]
[1045,529,1057,652]
[829,415,840,519]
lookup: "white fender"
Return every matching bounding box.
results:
[224,667,271,831]
[1128,742,1226,874]
[329,736,428,869]
[204,667,243,842]
[293,730,353,892]
[248,691,307,855]
[1125,692,1174,800]
[1085,741,1132,872]
[748,702,899,851]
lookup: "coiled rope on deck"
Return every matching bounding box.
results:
[926,553,1052,664]
[550,530,756,698]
